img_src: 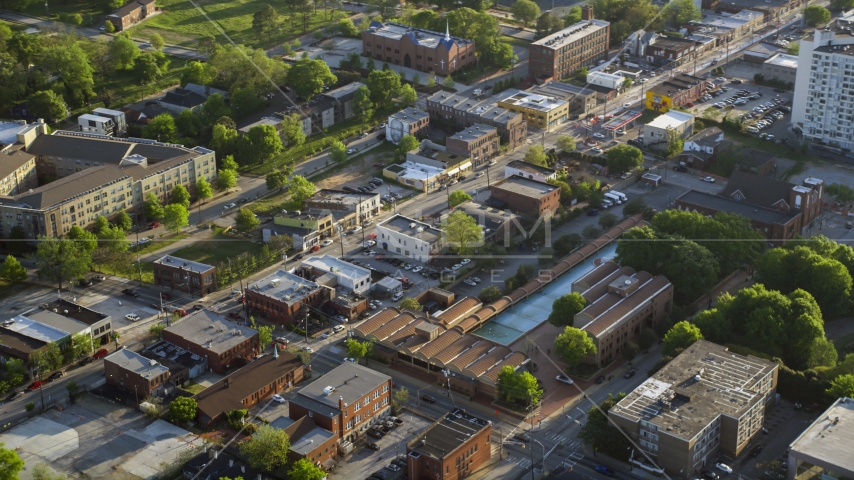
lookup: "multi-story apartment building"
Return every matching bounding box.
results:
[792,11,854,151]
[161,309,260,374]
[387,107,430,144]
[406,409,492,480]
[489,175,561,217]
[426,92,528,149]
[153,255,217,297]
[609,340,778,475]
[497,90,570,131]
[529,5,610,81]
[0,145,38,196]
[288,362,393,443]
[446,124,499,167]
[244,269,329,327]
[362,21,476,76]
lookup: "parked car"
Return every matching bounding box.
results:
[47,371,64,381]
[392,292,404,301]
[716,463,733,474]
[514,432,531,442]
[125,313,140,322]
[367,442,381,451]
[122,288,140,297]
[705,470,721,480]
[750,445,763,457]
[420,394,436,404]
[595,375,606,384]
[595,466,616,477]
[673,165,688,173]
[556,375,574,385]
[27,381,44,391]
[93,348,109,359]
[701,176,716,183]
[623,369,636,378]
[271,394,286,404]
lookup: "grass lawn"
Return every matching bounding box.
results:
[22,1,104,28]
[501,35,532,49]
[180,381,207,394]
[127,0,348,48]
[86,54,188,112]
[132,233,190,256]
[164,230,266,269]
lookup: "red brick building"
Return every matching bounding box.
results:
[104,348,171,399]
[194,349,304,425]
[282,416,339,469]
[529,6,610,82]
[362,21,476,76]
[244,269,329,328]
[161,309,259,375]
[406,408,492,480]
[489,175,561,217]
[446,124,499,167]
[106,0,155,31]
[288,362,393,443]
[153,255,217,298]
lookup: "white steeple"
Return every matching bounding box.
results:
[445,20,450,41]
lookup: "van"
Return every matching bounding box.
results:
[602,199,614,208]
[604,192,622,205]
[610,190,628,202]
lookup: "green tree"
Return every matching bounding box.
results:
[831,0,854,9]
[623,77,633,89]
[202,94,232,126]
[826,183,854,205]
[289,458,325,480]
[664,127,684,158]
[622,341,640,361]
[95,216,110,235]
[196,178,213,204]
[162,204,189,234]
[150,323,166,340]
[143,113,178,143]
[366,69,402,108]
[31,462,66,480]
[496,365,543,404]
[511,0,540,26]
[827,374,854,399]
[582,224,601,240]
[0,443,24,480]
[217,169,238,192]
[282,113,306,149]
[606,144,643,173]
[0,255,27,284]
[693,308,731,344]
[397,134,420,159]
[329,140,348,163]
[169,397,197,423]
[665,0,701,26]
[563,5,582,26]
[287,56,337,101]
[71,332,93,360]
[536,12,565,39]
[175,110,203,139]
[144,192,164,221]
[577,393,631,458]
[266,168,289,191]
[443,75,455,89]
[442,210,483,255]
[240,425,291,471]
[427,74,436,87]
[479,285,503,303]
[804,5,831,25]
[210,124,238,158]
[104,20,115,33]
[553,233,582,257]
[598,212,618,229]
[67,225,98,254]
[622,197,648,217]
[662,321,703,356]
[555,326,597,367]
[235,208,260,233]
[548,293,587,327]
[238,124,284,165]
[28,90,67,122]
[258,325,273,348]
[556,135,576,152]
[134,51,167,83]
[109,33,139,71]
[0,53,27,112]
[230,88,265,120]
[288,175,315,206]
[524,145,548,167]
[346,338,371,362]
[150,33,165,50]
[114,210,133,232]
[32,237,93,290]
[399,83,418,106]
[180,60,216,87]
[338,18,361,37]
[399,297,421,310]
[252,4,280,41]
[67,13,84,25]
[448,190,472,207]
[662,241,719,304]
[221,154,240,173]
[809,337,838,369]
[170,184,191,209]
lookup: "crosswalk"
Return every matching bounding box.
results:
[563,452,585,469]
[505,455,533,469]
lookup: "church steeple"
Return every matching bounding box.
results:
[445,20,450,41]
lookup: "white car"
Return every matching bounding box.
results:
[451,264,462,270]
[716,77,727,82]
[460,258,471,265]
[364,240,376,247]
[623,103,631,108]
[639,78,648,83]
[369,303,378,310]
[321,239,334,247]
[716,463,733,474]
[470,277,481,283]
[302,346,314,353]
[487,160,497,166]
[392,292,404,301]
[404,263,413,270]
[271,394,286,404]
[411,266,423,273]
[475,172,484,178]
[592,133,605,139]
[224,202,237,209]
[701,176,715,183]
[372,300,383,306]
[100,26,106,31]
[346,149,355,154]
[125,314,140,322]
[591,147,604,154]
[463,279,477,286]
[333,325,345,333]
[344,357,357,363]
[556,375,574,385]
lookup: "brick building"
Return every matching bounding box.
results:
[406,408,492,480]
[674,171,823,243]
[103,348,171,399]
[288,362,393,443]
[505,160,557,183]
[279,416,339,469]
[106,0,154,31]
[161,309,260,374]
[362,21,476,76]
[645,73,708,112]
[644,35,702,67]
[426,92,527,150]
[571,260,673,367]
[387,108,430,144]
[529,5,610,82]
[489,175,561,217]
[446,124,499,167]
[153,256,217,297]
[194,348,304,425]
[244,269,329,327]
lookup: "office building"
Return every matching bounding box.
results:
[376,214,443,263]
[386,107,430,144]
[762,53,798,84]
[504,160,557,183]
[609,340,778,475]
[161,309,260,374]
[244,270,328,327]
[643,35,702,66]
[406,409,492,480]
[529,5,610,81]
[497,90,570,130]
[362,21,476,76]
[642,110,695,150]
[104,348,171,398]
[792,11,854,150]
[446,124,499,167]
[645,73,708,112]
[42,298,113,345]
[489,175,561,217]
[787,397,854,480]
[153,256,217,297]
[301,254,372,294]
[78,114,116,137]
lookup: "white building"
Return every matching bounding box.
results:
[792,11,854,150]
[587,71,624,90]
[505,159,557,183]
[376,214,443,263]
[78,114,116,136]
[92,107,127,137]
[302,254,372,294]
[386,107,429,144]
[643,110,695,149]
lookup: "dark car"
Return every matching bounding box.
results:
[367,442,381,451]
[47,371,64,381]
[193,305,204,311]
[673,165,688,172]
[122,288,140,297]
[751,445,763,457]
[420,394,436,404]
[239,197,248,203]
[78,278,93,287]
[367,429,384,438]
[595,375,606,384]
[79,356,94,365]
[359,311,372,319]
[92,274,107,282]
[229,312,243,319]
[294,253,305,261]
[160,293,171,300]
[587,209,598,216]
[343,186,359,193]
[514,432,530,442]
[595,466,616,477]
[732,79,743,84]
[704,470,721,480]
[623,369,636,378]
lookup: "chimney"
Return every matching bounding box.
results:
[339,395,345,411]
[582,4,594,20]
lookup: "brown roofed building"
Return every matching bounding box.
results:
[733,148,777,176]
[194,349,304,425]
[425,92,528,150]
[489,175,561,216]
[678,127,732,171]
[106,0,155,31]
[161,309,260,374]
[406,408,492,480]
[280,416,339,467]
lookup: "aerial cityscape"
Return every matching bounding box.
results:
[0,0,853,478]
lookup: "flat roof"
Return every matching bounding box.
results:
[649,35,698,52]
[528,81,597,99]
[455,201,509,232]
[649,73,705,97]
[5,312,85,342]
[153,255,215,273]
[676,190,799,225]
[42,299,109,326]
[378,214,442,244]
[389,107,429,123]
[395,160,445,181]
[789,397,854,476]
[104,348,169,377]
[646,110,694,129]
[92,107,124,117]
[492,175,559,199]
[309,189,379,206]
[163,309,258,354]
[296,362,390,410]
[765,53,798,68]
[498,90,568,113]
[449,124,497,143]
[323,82,363,99]
[366,21,472,49]
[407,408,491,460]
[239,117,281,134]
[506,160,556,176]
[531,19,610,49]
[0,121,35,146]
[612,340,777,440]
[303,254,371,280]
[249,270,322,305]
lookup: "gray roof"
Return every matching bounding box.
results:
[297,362,390,410]
[734,148,777,168]
[375,276,402,290]
[323,82,364,100]
[788,397,854,477]
[408,408,491,460]
[154,255,215,274]
[506,160,556,176]
[104,348,169,377]
[390,107,429,123]
[493,175,559,199]
[676,190,799,225]
[449,124,497,143]
[529,81,597,100]
[0,147,34,183]
[719,170,792,208]
[288,395,339,418]
[25,309,90,336]
[163,309,258,354]
[248,270,322,306]
[162,89,207,109]
[378,214,441,244]
[689,127,724,147]
[27,134,133,161]
[308,189,380,206]
[12,165,130,210]
[532,19,610,49]
[303,255,371,280]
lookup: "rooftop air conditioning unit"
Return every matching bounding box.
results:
[323,386,335,395]
[410,222,417,228]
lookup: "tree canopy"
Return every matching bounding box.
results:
[441,210,483,255]
[289,175,315,206]
[169,397,197,423]
[33,236,93,290]
[554,326,597,366]
[286,56,337,101]
[511,0,541,26]
[288,458,326,480]
[804,5,831,25]
[524,145,548,167]
[662,321,703,356]
[496,365,543,405]
[240,424,291,471]
[606,144,643,173]
[548,293,587,327]
[366,69,401,108]
[449,190,472,207]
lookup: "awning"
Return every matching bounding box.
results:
[447,167,460,176]
[322,458,337,470]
